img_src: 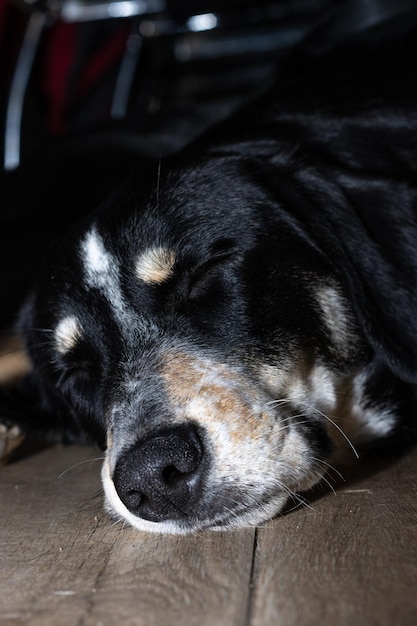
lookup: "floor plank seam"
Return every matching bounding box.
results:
[245,527,259,626]
[76,530,120,626]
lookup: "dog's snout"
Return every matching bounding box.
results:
[113,425,205,523]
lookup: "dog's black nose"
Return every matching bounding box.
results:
[113,425,205,523]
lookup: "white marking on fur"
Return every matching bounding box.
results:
[136,247,176,284]
[350,370,396,440]
[82,228,116,290]
[259,362,337,414]
[81,228,129,325]
[316,284,354,359]
[257,361,362,461]
[80,228,163,347]
[288,364,337,412]
[55,316,82,354]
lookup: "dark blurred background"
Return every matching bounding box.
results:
[0,0,339,166]
[1,0,416,329]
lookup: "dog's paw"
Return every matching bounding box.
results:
[0,422,25,464]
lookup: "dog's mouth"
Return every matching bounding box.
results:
[101,452,305,535]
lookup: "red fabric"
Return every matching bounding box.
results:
[75,25,129,99]
[42,22,78,135]
[41,21,129,135]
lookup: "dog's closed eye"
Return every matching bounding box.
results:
[57,361,90,386]
[187,246,238,302]
[162,241,239,313]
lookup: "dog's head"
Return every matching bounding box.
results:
[17,154,401,533]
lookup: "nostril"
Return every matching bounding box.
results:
[162,465,184,487]
[125,488,143,510]
[113,424,206,522]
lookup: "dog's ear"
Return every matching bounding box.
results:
[327,186,417,386]
[253,158,417,384]
[291,173,417,385]
[339,255,417,386]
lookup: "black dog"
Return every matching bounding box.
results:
[1,28,417,534]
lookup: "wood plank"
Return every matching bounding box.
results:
[0,445,255,626]
[0,334,30,385]
[250,449,417,626]
[2,439,416,625]
[83,520,254,626]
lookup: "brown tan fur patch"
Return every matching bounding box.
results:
[160,352,274,445]
[55,316,82,355]
[135,247,176,285]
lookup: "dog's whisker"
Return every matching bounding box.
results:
[314,473,337,495]
[111,516,126,528]
[284,399,359,459]
[284,495,314,514]
[58,456,105,479]
[311,456,345,482]
[26,328,55,336]
[265,398,293,407]
[183,363,210,408]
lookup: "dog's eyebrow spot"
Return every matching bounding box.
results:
[55,316,82,354]
[135,247,176,284]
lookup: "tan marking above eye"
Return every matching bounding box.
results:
[135,247,176,285]
[55,316,82,354]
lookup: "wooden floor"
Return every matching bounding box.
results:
[1,341,417,625]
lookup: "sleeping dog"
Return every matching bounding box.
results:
[1,28,417,534]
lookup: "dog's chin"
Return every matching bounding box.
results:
[100,458,319,535]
